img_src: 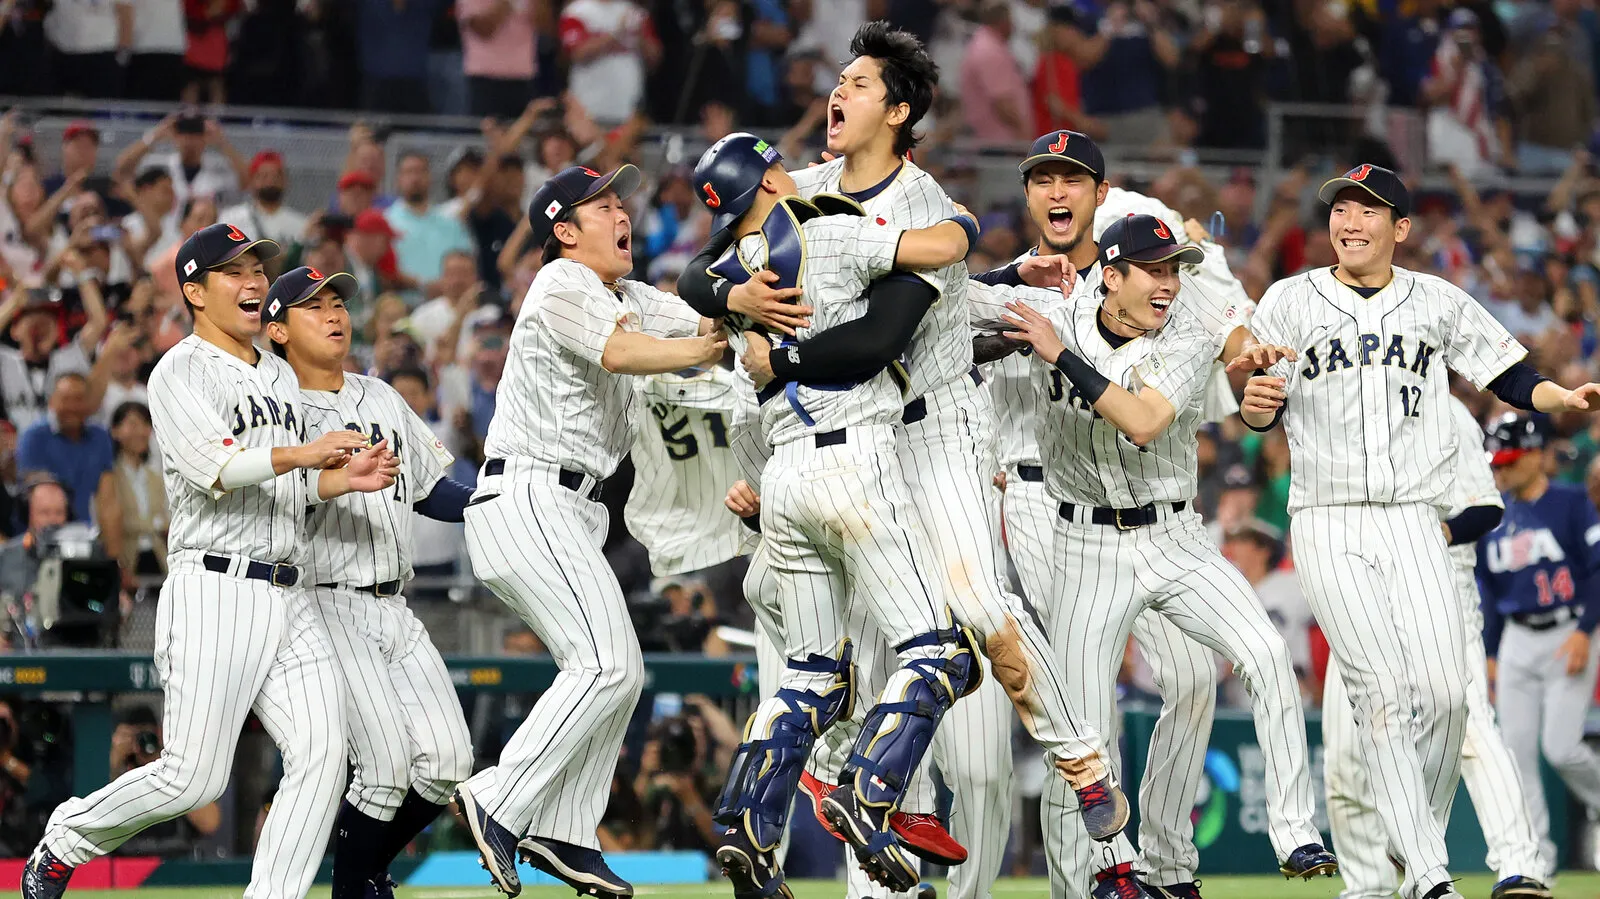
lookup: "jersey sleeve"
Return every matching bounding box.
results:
[628,282,704,339]
[403,402,453,501]
[1445,288,1529,389]
[147,357,244,500]
[537,287,625,366]
[1245,280,1299,380]
[1450,400,1501,510]
[840,216,906,284]
[1135,315,1220,409]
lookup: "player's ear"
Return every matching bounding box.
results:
[885,101,909,130]
[1095,179,1109,206]
[1102,262,1122,293]
[265,321,287,348]
[1393,215,1412,243]
[181,279,206,310]
[553,217,580,250]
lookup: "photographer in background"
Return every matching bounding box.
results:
[634,576,730,654]
[631,694,737,852]
[0,474,119,648]
[108,705,221,856]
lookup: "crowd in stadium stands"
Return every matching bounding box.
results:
[5,0,1600,870]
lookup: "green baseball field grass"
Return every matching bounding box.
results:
[55,875,1600,899]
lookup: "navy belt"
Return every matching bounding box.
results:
[816,429,847,448]
[316,580,403,598]
[203,553,299,587]
[1512,605,1583,631]
[1016,464,1044,483]
[1058,501,1186,530]
[903,367,983,425]
[483,458,603,502]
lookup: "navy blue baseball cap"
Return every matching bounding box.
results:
[1098,214,1204,267]
[1317,163,1412,219]
[1019,130,1105,180]
[528,164,643,246]
[176,222,280,285]
[263,266,359,324]
[1485,413,1550,466]
[693,132,784,230]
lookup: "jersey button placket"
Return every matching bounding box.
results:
[1357,309,1395,502]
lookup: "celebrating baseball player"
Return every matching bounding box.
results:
[261,266,477,899]
[451,164,725,899]
[1478,413,1600,886]
[1326,396,1548,899]
[678,27,1122,899]
[977,129,1264,899]
[1000,214,1335,899]
[688,130,994,897]
[22,224,399,899]
[1237,163,1600,899]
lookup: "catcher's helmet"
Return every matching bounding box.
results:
[692,132,784,231]
[1484,412,1549,466]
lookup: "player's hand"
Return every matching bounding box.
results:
[1563,382,1600,412]
[993,471,1007,492]
[1485,657,1498,698]
[344,439,400,493]
[1017,254,1076,295]
[725,480,761,518]
[693,326,729,366]
[296,430,370,470]
[1240,374,1287,416]
[728,270,809,336]
[1556,630,1591,677]
[1000,300,1066,365]
[1226,343,1298,374]
[1184,218,1212,244]
[806,151,838,168]
[953,202,979,231]
[740,331,775,389]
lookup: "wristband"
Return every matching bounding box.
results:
[943,215,979,252]
[1053,346,1111,405]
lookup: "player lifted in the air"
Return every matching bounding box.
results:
[1326,398,1549,899]
[1000,214,1336,899]
[23,225,399,899]
[261,266,477,899]
[678,25,1122,899]
[1236,164,1600,899]
[689,130,992,898]
[452,164,727,899]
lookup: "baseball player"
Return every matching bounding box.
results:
[977,130,1261,899]
[1325,396,1550,899]
[22,224,399,899]
[1478,413,1600,886]
[1001,214,1335,899]
[1237,163,1600,899]
[677,28,1124,899]
[687,131,1000,898]
[450,164,726,899]
[261,266,477,899]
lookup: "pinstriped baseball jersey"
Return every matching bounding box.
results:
[483,258,703,479]
[147,334,315,563]
[970,276,1070,470]
[1250,265,1527,513]
[790,158,971,398]
[1033,288,1224,507]
[1447,395,1502,570]
[625,367,759,576]
[719,214,907,446]
[298,373,455,585]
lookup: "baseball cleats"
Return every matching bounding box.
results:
[1490,875,1553,899]
[20,846,73,899]
[1422,883,1463,899]
[363,875,398,899]
[517,835,634,899]
[453,786,521,897]
[799,771,967,865]
[1278,843,1339,880]
[820,787,920,892]
[1141,881,1202,898]
[1076,776,1131,841]
[713,826,792,899]
[1092,864,1157,899]
[916,882,937,899]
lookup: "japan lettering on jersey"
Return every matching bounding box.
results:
[147,335,314,564]
[299,373,455,585]
[1251,265,1526,513]
[717,213,906,447]
[1477,484,1600,615]
[789,157,972,397]
[1032,281,1222,508]
[484,258,702,480]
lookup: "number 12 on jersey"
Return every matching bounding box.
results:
[1398,385,1422,418]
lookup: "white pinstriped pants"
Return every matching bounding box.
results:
[1003,472,1219,889]
[1324,562,1544,896]
[310,587,473,820]
[1292,503,1470,899]
[1045,508,1319,899]
[44,556,347,899]
[462,479,644,849]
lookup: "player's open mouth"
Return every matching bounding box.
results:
[828,104,845,139]
[616,232,631,256]
[328,328,345,341]
[1047,207,1072,233]
[1340,238,1370,249]
[239,299,261,317]
[1150,297,1172,313]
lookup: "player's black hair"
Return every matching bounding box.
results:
[848,21,938,158]
[387,365,432,391]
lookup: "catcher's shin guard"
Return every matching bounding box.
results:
[714,639,857,850]
[838,624,983,810]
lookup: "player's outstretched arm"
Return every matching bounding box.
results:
[741,276,938,388]
[894,210,979,270]
[316,439,400,500]
[213,429,373,494]
[600,323,728,376]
